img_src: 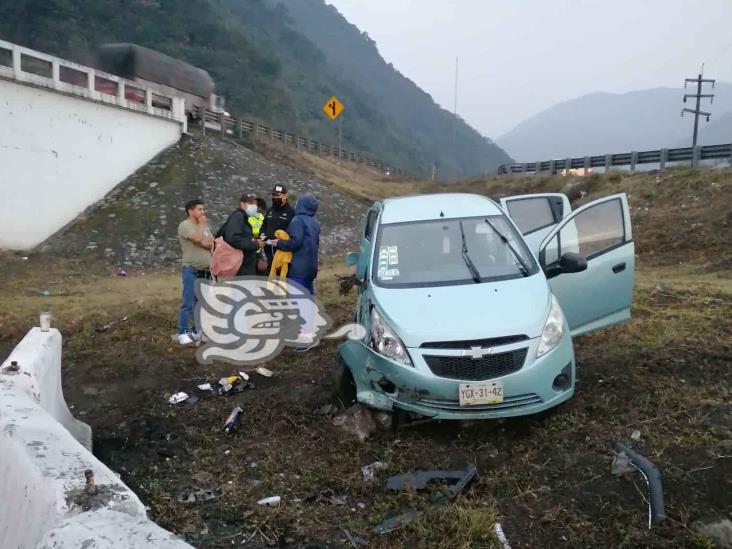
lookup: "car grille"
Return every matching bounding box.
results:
[423,348,528,381]
[417,393,542,412]
[419,334,529,349]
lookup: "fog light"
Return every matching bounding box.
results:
[552,363,573,391]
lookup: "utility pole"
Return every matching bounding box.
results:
[682,67,715,149]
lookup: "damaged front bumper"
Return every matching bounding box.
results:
[338,334,575,420]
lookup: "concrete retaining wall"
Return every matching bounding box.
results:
[0,328,192,549]
[0,76,183,251]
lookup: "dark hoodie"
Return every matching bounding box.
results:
[276,194,320,280]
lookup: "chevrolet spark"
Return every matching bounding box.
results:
[337,192,634,419]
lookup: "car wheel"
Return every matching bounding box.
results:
[332,355,357,410]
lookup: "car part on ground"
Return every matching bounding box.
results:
[610,440,666,528]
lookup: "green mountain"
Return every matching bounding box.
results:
[0,0,510,177]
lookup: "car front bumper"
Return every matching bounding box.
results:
[338,333,575,420]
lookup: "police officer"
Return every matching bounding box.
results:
[261,184,295,267]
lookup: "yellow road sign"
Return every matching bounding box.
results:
[323,96,344,121]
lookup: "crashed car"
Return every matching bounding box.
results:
[337,192,634,420]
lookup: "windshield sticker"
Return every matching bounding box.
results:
[378,247,389,271]
[377,267,400,280]
[388,246,399,265]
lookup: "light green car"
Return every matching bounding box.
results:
[337,192,635,420]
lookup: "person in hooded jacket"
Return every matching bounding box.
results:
[274,193,320,293]
[261,184,295,268]
[272,193,321,351]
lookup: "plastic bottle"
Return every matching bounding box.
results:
[223,406,243,434]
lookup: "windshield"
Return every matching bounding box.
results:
[372,215,539,288]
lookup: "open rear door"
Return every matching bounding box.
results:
[500,193,571,255]
[538,194,634,336]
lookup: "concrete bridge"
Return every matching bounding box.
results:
[0,39,187,251]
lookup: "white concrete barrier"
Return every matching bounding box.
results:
[0,329,192,549]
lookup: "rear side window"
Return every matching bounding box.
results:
[506,198,556,234]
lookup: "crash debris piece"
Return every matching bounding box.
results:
[305,488,346,506]
[255,367,273,377]
[386,464,478,498]
[168,392,189,404]
[494,523,512,549]
[610,440,666,528]
[611,451,634,476]
[257,496,281,506]
[374,509,423,534]
[177,489,219,503]
[197,383,212,391]
[362,461,386,482]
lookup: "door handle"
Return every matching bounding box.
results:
[612,262,626,274]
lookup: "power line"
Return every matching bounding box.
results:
[681,71,714,148]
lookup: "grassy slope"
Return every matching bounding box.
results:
[0,160,730,548]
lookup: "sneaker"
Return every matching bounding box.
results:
[177,333,194,345]
[295,340,320,353]
[188,331,202,342]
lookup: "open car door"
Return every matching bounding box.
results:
[500,193,571,255]
[538,193,634,336]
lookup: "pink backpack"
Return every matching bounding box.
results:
[210,236,243,278]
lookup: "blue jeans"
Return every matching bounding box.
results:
[178,266,200,334]
[287,275,314,295]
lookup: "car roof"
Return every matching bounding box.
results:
[378,193,503,224]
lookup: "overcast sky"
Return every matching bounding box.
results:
[328,0,732,138]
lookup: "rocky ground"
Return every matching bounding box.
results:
[42,132,365,267]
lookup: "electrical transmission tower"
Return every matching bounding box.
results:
[681,68,715,148]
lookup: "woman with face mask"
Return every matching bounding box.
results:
[214,193,264,276]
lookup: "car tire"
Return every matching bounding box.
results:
[332,355,357,410]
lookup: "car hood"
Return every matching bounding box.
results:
[370,274,550,347]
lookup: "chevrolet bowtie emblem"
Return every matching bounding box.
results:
[462,346,493,359]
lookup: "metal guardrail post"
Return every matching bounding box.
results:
[584,156,591,171]
[630,151,638,172]
[219,112,226,136]
[659,149,668,170]
[11,45,21,78]
[564,158,571,173]
[201,107,206,135]
[692,146,701,167]
[51,60,60,90]
[238,119,243,140]
[605,154,612,172]
[549,160,555,174]
[522,163,528,173]
[535,161,541,174]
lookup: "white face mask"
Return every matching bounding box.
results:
[245,204,258,216]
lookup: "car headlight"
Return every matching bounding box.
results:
[370,308,413,366]
[537,294,565,358]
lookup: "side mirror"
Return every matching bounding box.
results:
[544,252,587,279]
[345,252,360,266]
[559,252,587,273]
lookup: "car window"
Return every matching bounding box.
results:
[506,198,556,234]
[545,198,625,264]
[373,215,538,288]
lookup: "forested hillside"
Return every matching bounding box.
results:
[0,0,510,177]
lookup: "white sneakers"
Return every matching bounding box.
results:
[177,333,194,345]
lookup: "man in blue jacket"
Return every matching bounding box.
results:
[274,193,321,351]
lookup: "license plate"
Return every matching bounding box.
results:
[458,382,504,406]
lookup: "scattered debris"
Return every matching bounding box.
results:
[117,268,128,277]
[95,315,128,333]
[631,429,642,441]
[342,528,367,547]
[223,406,243,434]
[84,470,98,496]
[257,496,281,507]
[168,392,189,405]
[238,371,250,381]
[494,523,511,549]
[197,383,212,391]
[177,489,219,503]
[335,273,361,295]
[386,465,478,498]
[610,440,666,528]
[362,461,386,482]
[611,451,634,476]
[255,367,273,378]
[374,509,423,534]
[41,290,51,296]
[305,488,346,506]
[697,519,732,548]
[332,404,378,442]
[318,403,338,416]
[375,465,478,533]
